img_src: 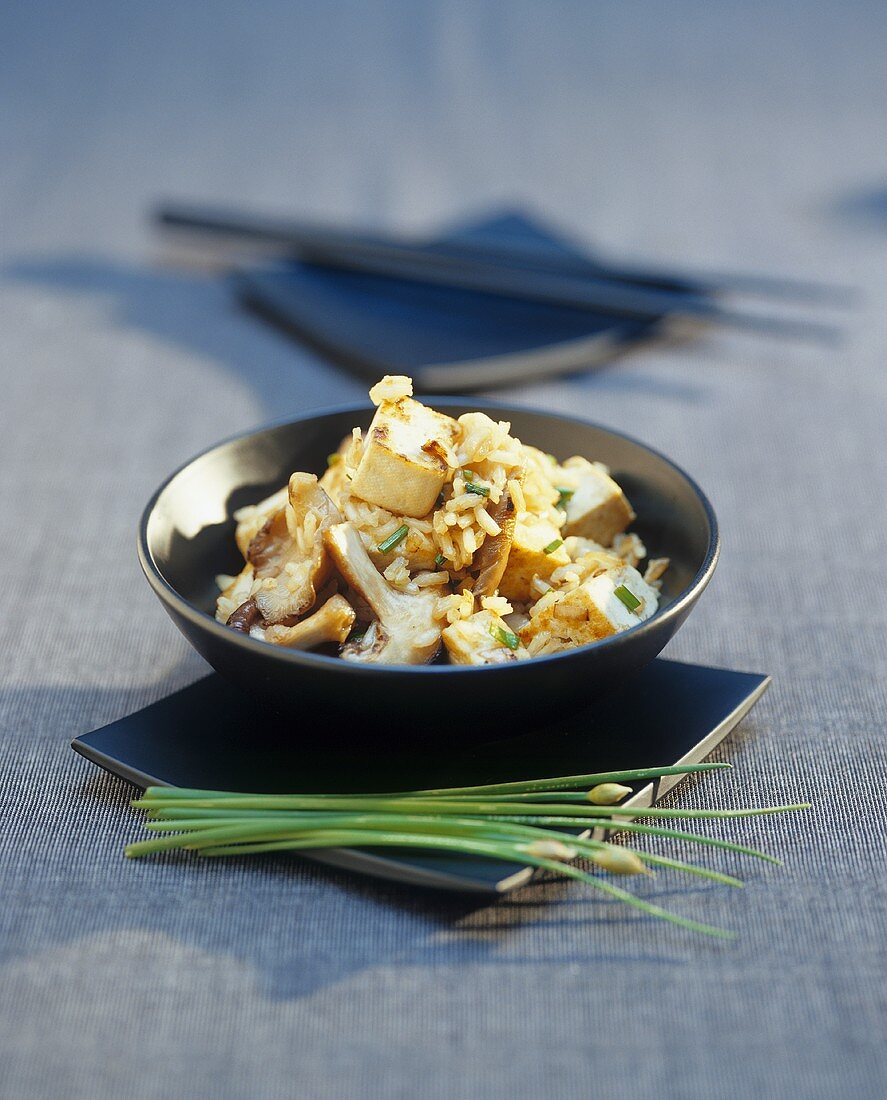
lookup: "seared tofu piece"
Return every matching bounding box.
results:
[519,565,658,653]
[349,397,458,517]
[442,610,528,665]
[497,516,570,603]
[558,457,635,545]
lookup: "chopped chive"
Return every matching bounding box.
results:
[489,623,520,651]
[614,584,641,611]
[542,538,563,555]
[464,482,490,497]
[556,486,574,508]
[461,469,475,480]
[326,452,341,466]
[377,524,409,554]
[434,553,446,567]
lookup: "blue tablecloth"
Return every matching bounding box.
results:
[1,3,884,1096]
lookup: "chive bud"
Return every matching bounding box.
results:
[588,782,633,805]
[542,539,563,555]
[591,848,650,876]
[614,584,641,611]
[527,839,577,861]
[377,524,409,554]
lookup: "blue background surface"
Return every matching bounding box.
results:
[1,3,885,1097]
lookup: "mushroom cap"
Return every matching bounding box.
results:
[264,594,356,650]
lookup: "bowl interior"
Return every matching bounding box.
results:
[145,402,715,633]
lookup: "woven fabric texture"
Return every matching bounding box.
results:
[1,3,885,1097]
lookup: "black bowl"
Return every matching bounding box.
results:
[138,401,718,734]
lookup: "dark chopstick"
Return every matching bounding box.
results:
[155,203,844,342]
[156,203,854,304]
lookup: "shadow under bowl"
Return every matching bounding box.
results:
[139,400,718,740]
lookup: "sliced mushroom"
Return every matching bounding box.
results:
[471,489,517,598]
[248,509,291,574]
[226,595,263,634]
[264,595,356,650]
[216,563,255,624]
[324,522,442,665]
[234,485,289,559]
[248,473,342,624]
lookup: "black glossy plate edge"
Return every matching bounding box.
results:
[71,669,770,895]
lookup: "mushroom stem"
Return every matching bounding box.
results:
[472,488,517,598]
[324,522,442,665]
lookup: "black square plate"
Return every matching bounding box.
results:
[71,658,769,894]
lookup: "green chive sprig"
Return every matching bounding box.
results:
[377,524,409,554]
[464,481,490,497]
[125,764,809,939]
[489,623,520,651]
[614,584,641,611]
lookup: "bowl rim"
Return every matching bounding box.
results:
[138,397,720,677]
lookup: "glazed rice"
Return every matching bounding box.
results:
[217,376,667,663]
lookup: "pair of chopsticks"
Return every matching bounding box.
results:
[156,202,852,343]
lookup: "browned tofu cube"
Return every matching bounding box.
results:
[497,517,570,602]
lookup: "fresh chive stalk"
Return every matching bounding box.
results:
[405,763,731,797]
[122,764,809,939]
[138,764,728,803]
[501,816,782,864]
[377,524,409,554]
[542,539,564,555]
[125,825,733,938]
[134,812,738,886]
[133,794,808,821]
[140,808,778,867]
[614,584,641,611]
